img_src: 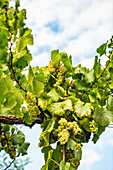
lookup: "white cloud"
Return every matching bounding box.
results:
[80,54,108,69]
[30,52,50,67]
[79,148,102,170]
[17,0,113,67]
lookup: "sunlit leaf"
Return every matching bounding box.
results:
[33,78,44,94]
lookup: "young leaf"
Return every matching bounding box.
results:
[96,42,107,56]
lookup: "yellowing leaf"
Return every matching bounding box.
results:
[74,101,93,118]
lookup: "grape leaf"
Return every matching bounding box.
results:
[94,107,113,126]
[18,142,30,156]
[3,93,17,110]
[48,88,60,101]
[67,138,76,150]
[96,42,107,56]
[48,99,73,116]
[74,101,93,118]
[28,65,34,85]
[51,49,59,66]
[59,160,65,170]
[13,130,25,146]
[33,78,44,94]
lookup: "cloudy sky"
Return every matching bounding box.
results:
[10,0,113,169]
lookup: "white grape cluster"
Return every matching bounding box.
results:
[76,143,82,150]
[89,120,98,133]
[58,129,69,145]
[26,92,40,120]
[56,118,82,145]
[67,121,82,135]
[54,66,67,86]
[48,61,55,73]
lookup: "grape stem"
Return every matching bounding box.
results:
[63,145,65,162]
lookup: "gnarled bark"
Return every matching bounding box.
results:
[0,115,44,128]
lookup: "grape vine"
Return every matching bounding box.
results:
[0,0,113,169]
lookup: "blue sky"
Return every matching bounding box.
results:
[10,0,113,169]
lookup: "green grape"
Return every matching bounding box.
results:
[0,125,16,159]
[26,92,40,120]
[67,122,73,130]
[89,120,98,133]
[48,61,55,73]
[58,118,67,126]
[58,129,69,145]
[54,66,67,86]
[76,143,82,150]
[55,118,82,145]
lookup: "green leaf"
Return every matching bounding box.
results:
[85,70,94,83]
[45,118,55,132]
[61,99,73,111]
[41,166,46,170]
[59,160,65,170]
[0,78,13,96]
[94,107,113,126]
[96,42,107,56]
[3,93,17,110]
[13,49,27,61]
[74,101,93,118]
[28,65,34,85]
[107,96,113,107]
[108,67,113,89]
[33,78,44,94]
[48,88,60,101]
[23,28,32,37]
[48,99,73,116]
[41,146,52,153]
[51,49,59,66]
[15,0,20,8]
[48,149,53,160]
[38,97,50,111]
[48,102,64,116]
[65,162,70,170]
[67,138,76,150]
[3,90,23,111]
[40,131,50,147]
[61,52,72,71]
[13,130,25,146]
[18,142,30,156]
[2,124,10,132]
[93,56,101,78]
[79,118,91,132]
[46,149,53,170]
[89,94,96,103]
[56,86,66,97]
[67,96,79,105]
[92,126,105,144]
[36,73,46,83]
[74,149,82,161]
[16,34,33,52]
